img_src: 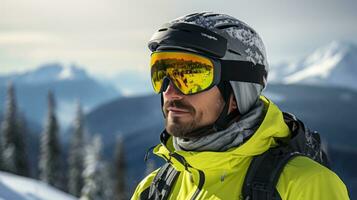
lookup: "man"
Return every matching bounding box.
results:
[131,12,349,200]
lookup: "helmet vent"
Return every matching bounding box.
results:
[228,49,241,56]
[158,28,168,32]
[186,12,199,17]
[216,24,256,35]
[203,13,220,17]
[215,24,241,30]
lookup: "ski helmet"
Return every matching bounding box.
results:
[148,12,269,131]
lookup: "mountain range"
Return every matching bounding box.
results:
[0,62,120,129]
[0,63,88,84]
[269,41,357,91]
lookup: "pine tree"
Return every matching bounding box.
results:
[0,119,2,171]
[1,82,17,173]
[39,90,62,188]
[68,101,85,197]
[80,135,112,200]
[15,113,30,176]
[114,135,127,200]
[100,162,116,200]
[0,82,29,176]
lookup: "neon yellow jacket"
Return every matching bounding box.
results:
[131,96,349,200]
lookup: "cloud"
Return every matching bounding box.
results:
[0,0,356,76]
[0,31,63,45]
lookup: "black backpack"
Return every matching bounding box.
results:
[241,112,330,200]
[141,112,330,200]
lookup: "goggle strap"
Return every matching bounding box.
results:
[220,60,267,86]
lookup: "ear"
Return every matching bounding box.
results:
[229,93,237,111]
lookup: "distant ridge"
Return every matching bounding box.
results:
[269,41,357,91]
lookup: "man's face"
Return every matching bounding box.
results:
[163,81,226,138]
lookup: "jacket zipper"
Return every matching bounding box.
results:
[170,153,206,200]
[190,169,205,200]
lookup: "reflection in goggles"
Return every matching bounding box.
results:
[151,52,214,94]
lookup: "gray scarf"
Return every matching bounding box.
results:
[173,100,265,152]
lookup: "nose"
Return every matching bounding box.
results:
[163,80,183,101]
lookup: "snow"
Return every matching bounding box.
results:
[0,171,76,200]
[283,41,347,84]
[0,63,90,85]
[268,62,300,83]
[283,51,343,84]
[58,66,75,80]
[269,40,357,91]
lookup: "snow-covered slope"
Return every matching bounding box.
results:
[270,41,357,90]
[0,171,76,200]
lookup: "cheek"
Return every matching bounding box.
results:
[198,99,224,122]
[212,99,225,116]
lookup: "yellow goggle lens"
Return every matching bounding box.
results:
[150,51,214,95]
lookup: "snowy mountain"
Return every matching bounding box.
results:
[269,41,357,90]
[0,63,89,84]
[0,171,76,200]
[0,63,120,128]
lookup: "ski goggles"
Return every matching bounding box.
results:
[150,51,267,95]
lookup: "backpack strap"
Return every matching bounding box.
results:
[241,112,327,200]
[242,147,303,200]
[141,162,180,200]
[283,112,330,168]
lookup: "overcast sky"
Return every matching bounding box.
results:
[0,0,356,77]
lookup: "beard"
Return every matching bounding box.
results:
[163,99,203,138]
